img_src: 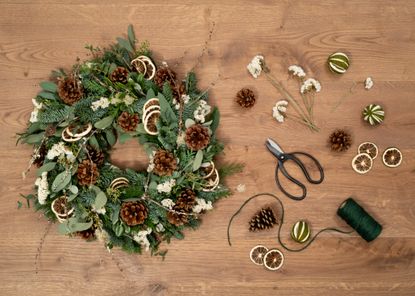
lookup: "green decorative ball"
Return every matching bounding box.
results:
[328,52,350,74]
[290,220,311,243]
[362,104,385,126]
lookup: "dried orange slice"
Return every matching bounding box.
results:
[263,249,284,271]
[202,169,220,192]
[143,105,161,121]
[382,147,402,168]
[143,110,160,135]
[66,122,92,138]
[200,161,215,179]
[142,98,160,114]
[358,142,378,159]
[249,245,268,265]
[352,153,373,174]
[62,128,82,142]
[131,57,147,75]
[137,55,156,80]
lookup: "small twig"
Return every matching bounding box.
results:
[331,81,357,112]
[34,221,52,274]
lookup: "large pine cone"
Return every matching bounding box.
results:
[185,124,210,151]
[77,159,99,186]
[329,129,352,152]
[117,112,140,132]
[86,145,105,167]
[120,201,148,226]
[167,206,188,226]
[154,67,177,88]
[249,207,277,232]
[175,188,196,212]
[236,88,256,108]
[110,66,129,84]
[33,144,47,168]
[153,149,177,176]
[58,75,83,105]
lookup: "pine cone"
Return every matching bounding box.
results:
[77,227,96,241]
[249,207,277,232]
[175,188,196,212]
[33,144,47,168]
[172,81,186,101]
[120,201,148,226]
[110,66,129,84]
[45,124,57,137]
[154,67,177,88]
[153,149,177,176]
[236,88,256,108]
[86,145,105,167]
[329,129,352,152]
[58,75,83,105]
[117,112,140,132]
[167,206,188,226]
[185,124,210,151]
[77,159,99,186]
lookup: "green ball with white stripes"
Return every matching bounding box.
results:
[362,104,385,126]
[290,220,311,243]
[328,52,350,74]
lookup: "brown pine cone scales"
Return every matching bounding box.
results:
[172,81,186,101]
[33,144,47,168]
[77,159,99,186]
[236,88,256,108]
[153,149,177,176]
[329,129,352,152]
[167,206,188,226]
[120,201,148,226]
[249,207,278,232]
[185,124,210,151]
[110,66,129,84]
[86,145,105,167]
[118,112,140,132]
[176,189,196,212]
[58,75,83,105]
[77,227,96,240]
[154,67,177,88]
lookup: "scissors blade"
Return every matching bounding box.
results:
[266,138,284,156]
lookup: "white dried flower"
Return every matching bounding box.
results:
[300,78,321,94]
[161,198,175,209]
[247,55,264,78]
[156,223,165,232]
[176,132,186,146]
[192,198,213,214]
[91,97,110,111]
[272,100,288,123]
[95,228,109,243]
[194,100,211,123]
[46,142,75,162]
[35,172,49,205]
[133,229,152,252]
[236,184,246,193]
[157,179,176,194]
[365,77,374,90]
[92,204,106,215]
[29,99,43,123]
[288,65,306,78]
[123,94,135,106]
[110,93,122,105]
[147,151,156,173]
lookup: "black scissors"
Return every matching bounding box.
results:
[265,138,324,201]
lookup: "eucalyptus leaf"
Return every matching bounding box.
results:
[94,191,107,209]
[24,132,44,144]
[69,220,94,232]
[158,93,177,122]
[136,123,147,134]
[88,134,100,149]
[192,150,204,171]
[67,193,78,202]
[105,129,116,146]
[115,223,124,237]
[146,89,156,100]
[27,122,42,134]
[185,118,195,128]
[210,107,220,133]
[36,162,56,176]
[112,204,120,225]
[119,132,132,144]
[38,91,56,100]
[127,24,136,46]
[39,81,57,92]
[202,120,213,126]
[68,185,78,195]
[51,170,71,192]
[117,37,134,53]
[149,181,157,191]
[94,115,114,129]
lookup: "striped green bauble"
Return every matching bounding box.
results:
[328,52,350,74]
[290,220,311,243]
[362,104,385,126]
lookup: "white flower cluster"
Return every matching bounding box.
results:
[91,97,110,111]
[29,99,43,123]
[35,172,50,205]
[300,78,321,94]
[236,184,246,193]
[161,198,174,209]
[247,55,264,78]
[194,100,211,123]
[46,142,76,162]
[176,132,186,146]
[147,151,156,173]
[288,65,306,78]
[272,100,288,123]
[157,179,176,194]
[192,198,213,214]
[90,94,136,111]
[95,228,109,243]
[173,94,190,110]
[133,229,152,252]
[365,77,374,90]
[156,223,165,232]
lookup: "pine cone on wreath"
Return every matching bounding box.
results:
[236,88,256,108]
[120,201,148,226]
[172,81,186,101]
[175,188,196,212]
[77,159,99,186]
[328,129,352,152]
[77,227,96,241]
[153,149,177,176]
[167,206,189,226]
[249,207,278,232]
[86,145,105,167]
[154,67,177,88]
[185,124,210,151]
[58,75,84,105]
[117,111,140,132]
[110,66,129,84]
[33,144,47,168]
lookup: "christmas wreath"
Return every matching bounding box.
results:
[19,26,239,256]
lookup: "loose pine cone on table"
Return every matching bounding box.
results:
[120,201,148,226]
[167,206,189,226]
[77,159,99,186]
[154,67,177,88]
[185,124,210,151]
[153,149,177,176]
[175,188,196,212]
[117,112,140,132]
[110,66,129,84]
[86,145,105,167]
[328,129,352,152]
[249,207,278,232]
[236,88,256,108]
[58,75,84,105]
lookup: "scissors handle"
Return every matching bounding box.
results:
[275,152,324,200]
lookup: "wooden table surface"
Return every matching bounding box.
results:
[1,1,414,295]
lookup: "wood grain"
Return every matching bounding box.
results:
[0,0,414,295]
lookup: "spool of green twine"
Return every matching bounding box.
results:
[337,198,382,242]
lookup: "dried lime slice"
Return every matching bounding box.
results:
[249,245,268,265]
[358,142,378,159]
[382,147,402,168]
[352,153,373,174]
[263,249,284,271]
